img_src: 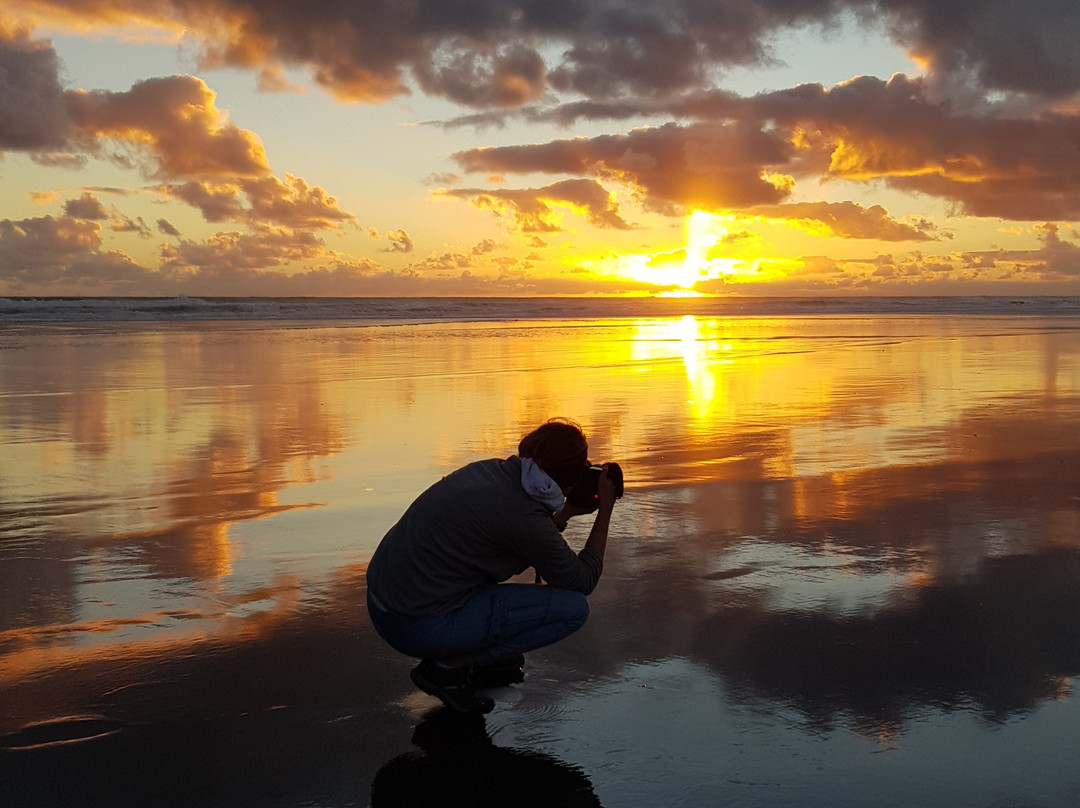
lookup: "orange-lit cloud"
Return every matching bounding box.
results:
[3,29,354,225]
[239,174,356,230]
[440,179,632,231]
[0,29,365,288]
[455,74,1080,223]
[746,201,938,242]
[453,124,794,214]
[66,75,270,179]
[379,229,414,254]
[159,227,326,276]
[701,222,1080,294]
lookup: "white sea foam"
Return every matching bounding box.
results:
[1,295,1079,324]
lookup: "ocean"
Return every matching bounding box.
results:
[4,293,1080,324]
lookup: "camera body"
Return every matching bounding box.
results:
[566,462,624,509]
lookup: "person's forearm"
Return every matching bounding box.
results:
[552,499,595,532]
[583,504,613,560]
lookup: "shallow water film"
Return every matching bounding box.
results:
[3,311,1080,807]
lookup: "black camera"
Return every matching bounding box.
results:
[566,462,624,509]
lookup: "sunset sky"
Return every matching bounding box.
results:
[2,0,1080,297]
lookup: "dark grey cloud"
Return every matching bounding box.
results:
[413,44,547,107]
[0,27,70,150]
[63,192,108,220]
[878,0,1080,98]
[9,0,1080,116]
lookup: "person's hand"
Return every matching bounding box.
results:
[596,464,617,513]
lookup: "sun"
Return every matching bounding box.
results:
[684,211,734,281]
[655,211,740,292]
[590,210,745,292]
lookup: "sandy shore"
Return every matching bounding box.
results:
[3,313,1080,806]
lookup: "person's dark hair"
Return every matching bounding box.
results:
[518,418,589,489]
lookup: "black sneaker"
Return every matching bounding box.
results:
[471,654,526,689]
[410,659,495,714]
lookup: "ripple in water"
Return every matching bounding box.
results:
[0,715,125,751]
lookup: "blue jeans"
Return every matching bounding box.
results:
[368,584,589,667]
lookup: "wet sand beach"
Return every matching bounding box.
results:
[3,308,1080,806]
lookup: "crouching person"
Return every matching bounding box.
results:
[365,419,619,713]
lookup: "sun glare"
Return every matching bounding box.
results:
[683,210,740,287]
[612,210,745,294]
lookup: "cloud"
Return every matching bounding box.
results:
[747,201,938,241]
[454,123,795,214]
[241,174,357,229]
[66,75,270,179]
[959,222,1080,281]
[455,74,1080,221]
[706,223,1080,293]
[0,214,147,290]
[158,181,247,223]
[380,228,414,253]
[743,74,1080,221]
[413,44,547,107]
[409,249,476,273]
[0,27,363,295]
[110,214,152,237]
[0,2,809,118]
[29,151,88,169]
[441,178,633,231]
[2,30,355,231]
[0,25,69,150]
[423,172,461,186]
[0,207,657,297]
[158,227,326,276]
[158,175,355,229]
[63,192,109,220]
[179,0,844,105]
[878,0,1080,99]
[8,0,1080,112]
[0,214,358,296]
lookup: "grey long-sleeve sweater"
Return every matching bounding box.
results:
[366,456,603,617]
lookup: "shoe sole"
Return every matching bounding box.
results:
[410,667,495,714]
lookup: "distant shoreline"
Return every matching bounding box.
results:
[3,294,1080,325]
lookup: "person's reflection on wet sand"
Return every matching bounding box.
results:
[371,707,602,807]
